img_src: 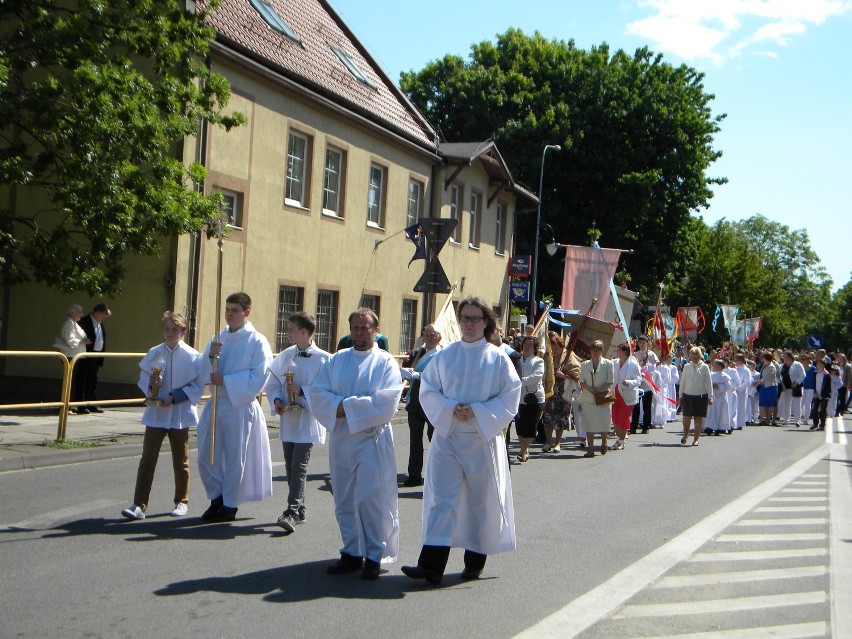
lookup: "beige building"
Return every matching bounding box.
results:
[1,0,536,386]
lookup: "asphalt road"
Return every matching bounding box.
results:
[1,415,849,638]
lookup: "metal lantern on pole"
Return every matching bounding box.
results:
[530,143,561,323]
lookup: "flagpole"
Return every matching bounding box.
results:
[209,217,224,466]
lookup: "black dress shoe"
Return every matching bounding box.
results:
[76,407,91,415]
[402,477,424,487]
[361,559,381,580]
[460,567,482,580]
[201,496,223,521]
[210,506,237,522]
[401,564,442,584]
[90,407,105,413]
[327,554,364,574]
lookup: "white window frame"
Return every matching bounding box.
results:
[449,184,461,243]
[407,179,422,227]
[495,201,507,255]
[367,163,386,228]
[276,285,304,352]
[322,146,344,217]
[469,190,482,249]
[218,189,241,229]
[285,131,309,208]
[400,299,417,353]
[315,289,339,353]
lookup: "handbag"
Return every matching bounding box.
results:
[523,392,539,406]
[593,390,615,406]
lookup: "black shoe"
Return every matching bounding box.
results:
[640,428,649,434]
[201,496,223,521]
[403,477,424,487]
[297,509,306,523]
[461,567,482,580]
[327,554,364,574]
[210,506,237,522]
[401,564,442,584]
[629,428,637,434]
[361,559,381,580]
[90,406,105,413]
[76,407,91,415]
[808,424,819,431]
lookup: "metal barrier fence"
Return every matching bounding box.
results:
[0,350,146,440]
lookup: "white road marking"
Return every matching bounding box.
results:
[830,438,852,639]
[780,488,828,493]
[0,499,125,531]
[690,548,826,561]
[716,533,826,542]
[613,591,825,619]
[512,444,830,639]
[634,621,826,639]
[768,496,827,502]
[754,506,827,513]
[652,565,826,589]
[736,518,827,526]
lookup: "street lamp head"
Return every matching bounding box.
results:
[546,242,559,257]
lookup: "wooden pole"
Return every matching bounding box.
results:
[209,218,224,465]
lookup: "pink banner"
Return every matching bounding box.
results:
[560,245,623,320]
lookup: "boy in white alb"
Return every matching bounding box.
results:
[266,312,330,533]
[122,312,204,520]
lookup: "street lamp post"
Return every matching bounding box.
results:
[530,143,561,322]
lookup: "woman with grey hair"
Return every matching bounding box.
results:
[53,304,90,359]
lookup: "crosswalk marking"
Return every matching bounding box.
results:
[768,496,827,502]
[780,488,828,493]
[716,532,825,542]
[736,518,827,526]
[613,591,826,619]
[652,565,826,589]
[635,621,827,639]
[690,548,826,561]
[754,506,827,512]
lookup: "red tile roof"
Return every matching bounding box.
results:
[201,0,438,151]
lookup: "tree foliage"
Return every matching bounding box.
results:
[666,214,838,349]
[0,0,244,295]
[400,29,726,301]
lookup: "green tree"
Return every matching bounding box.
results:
[0,0,244,296]
[400,29,726,302]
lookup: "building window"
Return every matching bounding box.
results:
[323,146,345,217]
[400,299,417,353]
[360,294,381,318]
[285,131,310,208]
[407,179,423,227]
[217,189,242,229]
[276,285,304,352]
[315,289,338,352]
[469,191,482,249]
[250,0,300,42]
[367,163,386,227]
[449,184,461,243]
[329,45,377,89]
[495,202,506,255]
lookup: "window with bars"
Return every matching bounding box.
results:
[276,285,304,352]
[315,289,339,352]
[285,131,309,207]
[400,299,417,353]
[359,294,381,317]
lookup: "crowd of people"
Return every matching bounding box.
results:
[52,296,849,584]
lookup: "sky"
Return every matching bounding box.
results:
[330,0,851,291]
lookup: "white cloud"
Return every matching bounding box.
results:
[627,0,852,62]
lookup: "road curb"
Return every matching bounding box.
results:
[0,413,411,473]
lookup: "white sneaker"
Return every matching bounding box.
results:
[170,503,189,517]
[121,505,145,520]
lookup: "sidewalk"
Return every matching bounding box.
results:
[0,406,409,473]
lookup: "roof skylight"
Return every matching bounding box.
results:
[250,0,300,43]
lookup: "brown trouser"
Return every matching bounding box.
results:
[132,427,190,511]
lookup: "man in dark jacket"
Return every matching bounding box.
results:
[74,303,111,414]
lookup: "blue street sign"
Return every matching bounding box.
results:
[807,334,823,349]
[509,281,530,302]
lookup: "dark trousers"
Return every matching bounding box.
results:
[417,544,487,576]
[631,391,653,431]
[837,387,848,416]
[132,427,190,510]
[814,398,828,427]
[407,412,433,481]
[74,357,101,404]
[282,442,312,515]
